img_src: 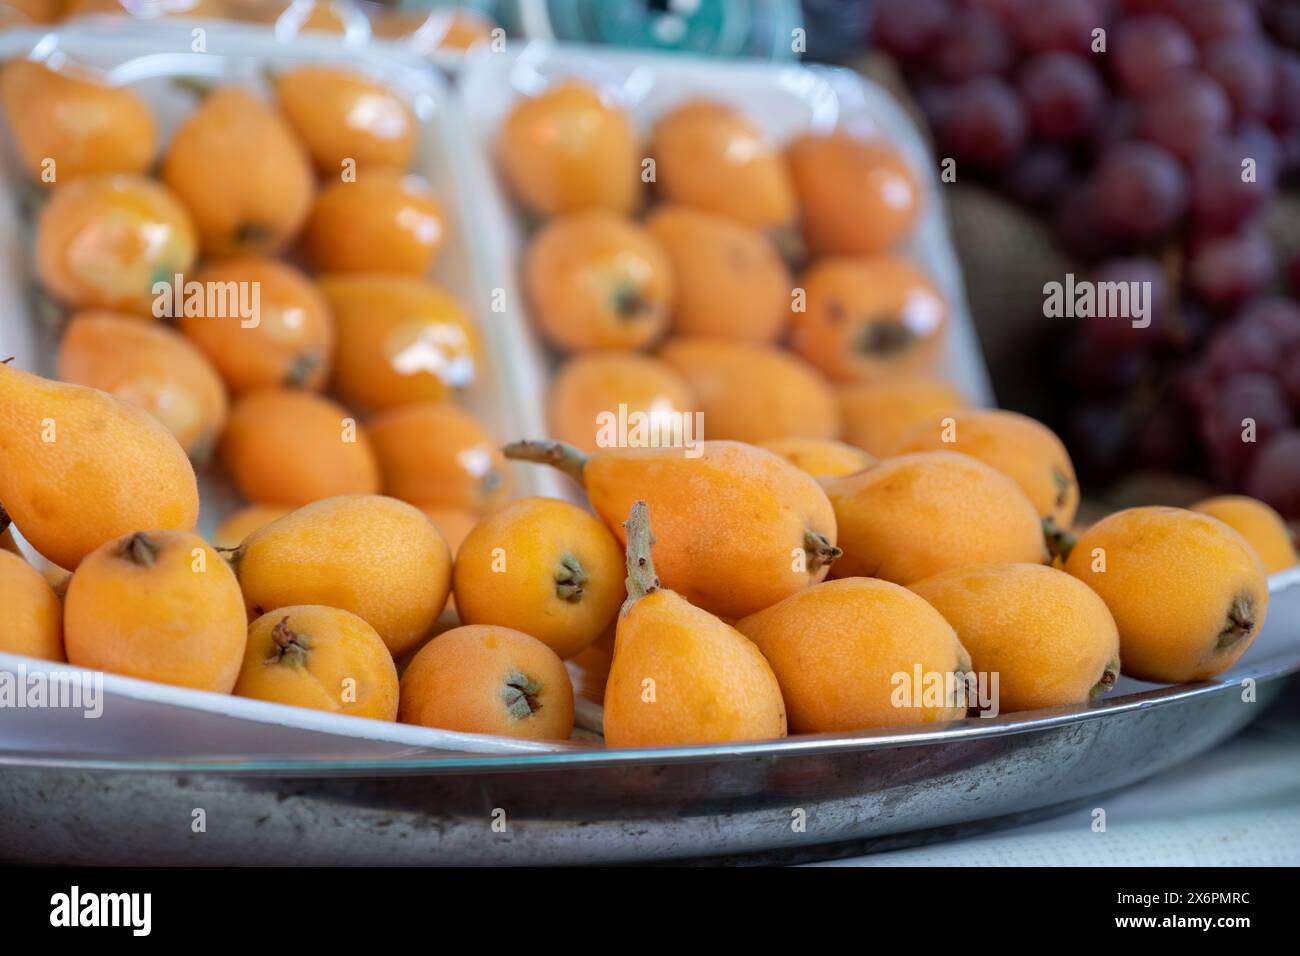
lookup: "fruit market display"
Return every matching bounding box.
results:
[0,29,1295,757]
[871,0,1300,522]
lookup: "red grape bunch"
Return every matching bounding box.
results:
[873,0,1300,519]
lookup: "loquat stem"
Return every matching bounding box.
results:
[1217,594,1256,650]
[266,616,310,667]
[502,439,590,486]
[116,532,160,567]
[621,500,660,616]
[804,528,842,572]
[0,501,10,537]
[1090,658,1122,700]
[554,553,587,603]
[502,671,543,719]
[1042,517,1076,563]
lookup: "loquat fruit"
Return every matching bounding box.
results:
[452,497,624,659]
[399,624,575,740]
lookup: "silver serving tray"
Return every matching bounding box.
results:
[3,570,1296,865]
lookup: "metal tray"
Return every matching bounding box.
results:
[4,570,1297,865]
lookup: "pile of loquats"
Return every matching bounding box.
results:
[0,55,1296,751]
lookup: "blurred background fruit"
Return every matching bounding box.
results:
[867,0,1300,524]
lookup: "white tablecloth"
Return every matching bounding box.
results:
[816,682,1300,866]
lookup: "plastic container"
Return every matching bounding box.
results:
[456,39,997,432]
[0,21,566,756]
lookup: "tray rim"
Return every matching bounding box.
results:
[2,635,1294,776]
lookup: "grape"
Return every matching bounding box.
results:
[1018,52,1106,143]
[1091,101,1142,156]
[933,10,1014,83]
[1238,297,1300,353]
[963,0,1026,28]
[1246,430,1300,519]
[1013,0,1107,56]
[1190,136,1277,234]
[939,75,1028,168]
[1204,320,1284,379]
[871,0,951,63]
[1174,0,1261,48]
[1113,15,1198,97]
[1199,373,1293,486]
[1203,38,1275,122]
[1141,73,1232,166]
[1094,142,1188,238]
[997,144,1076,208]
[1235,123,1283,185]
[1081,257,1172,353]
[1188,227,1275,308]
[1055,180,1120,261]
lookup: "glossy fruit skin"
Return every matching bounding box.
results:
[1,60,156,184]
[0,363,199,570]
[161,88,314,258]
[453,497,624,659]
[319,274,480,410]
[824,451,1047,585]
[57,311,228,460]
[756,437,874,478]
[35,173,197,316]
[0,549,64,662]
[650,99,795,228]
[275,66,415,176]
[892,409,1080,527]
[366,402,511,513]
[236,495,452,658]
[1064,507,1269,683]
[548,351,695,455]
[64,530,247,693]
[737,577,968,733]
[399,624,575,741]
[644,204,791,343]
[1191,495,1299,575]
[582,441,838,620]
[524,211,673,352]
[605,589,787,748]
[303,170,446,275]
[212,503,292,550]
[911,563,1120,713]
[497,81,641,217]
[787,132,922,256]
[219,388,380,507]
[837,378,967,457]
[792,257,948,384]
[234,605,399,721]
[658,337,840,444]
[178,256,334,394]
